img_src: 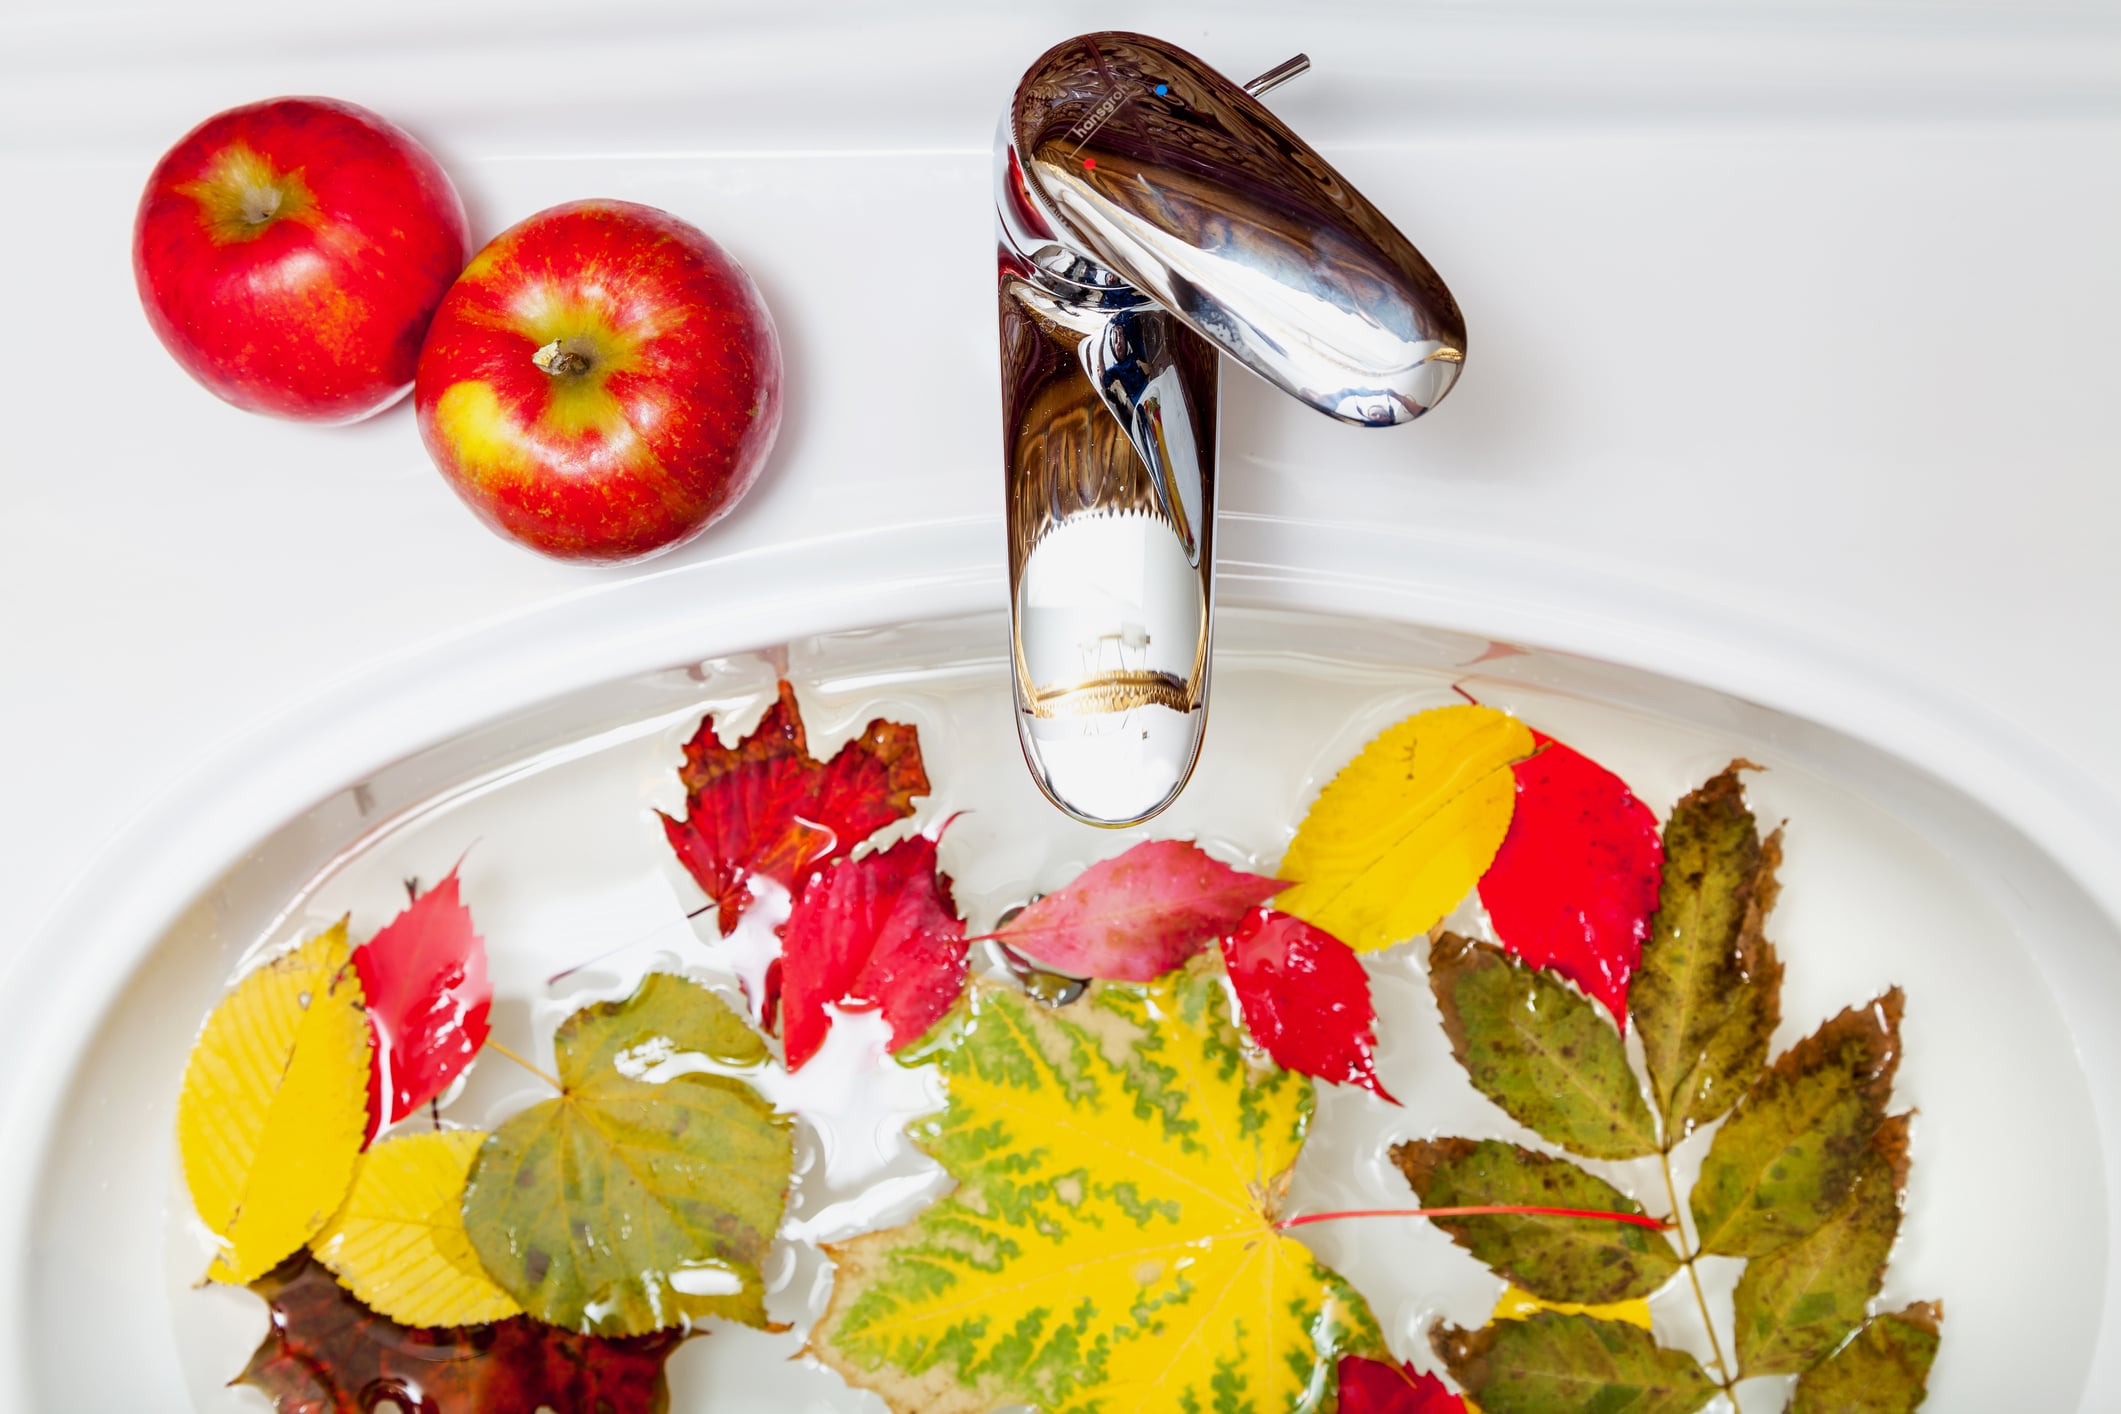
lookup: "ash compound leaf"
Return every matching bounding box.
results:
[1337,1355,1469,1413]
[1430,1311,1717,1414]
[1222,908,1396,1102]
[1279,703,1536,952]
[779,833,967,1070]
[808,971,1385,1414]
[351,866,492,1135]
[461,972,792,1336]
[993,838,1284,981]
[238,1252,691,1414]
[310,1130,521,1328]
[1477,731,1663,1029]
[178,921,372,1285]
[1428,932,1659,1160]
[659,679,929,935]
[1733,1113,1910,1376]
[1691,989,1905,1259]
[1390,1138,1681,1306]
[1787,1301,1943,1414]
[1631,762,1785,1138]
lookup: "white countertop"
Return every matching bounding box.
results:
[6,0,2120,982]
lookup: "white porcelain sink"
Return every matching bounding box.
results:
[6,553,2117,1410]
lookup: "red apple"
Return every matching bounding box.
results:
[133,97,470,423]
[413,200,783,562]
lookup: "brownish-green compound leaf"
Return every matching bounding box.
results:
[1431,1311,1717,1414]
[1430,933,1659,1160]
[1734,1114,1910,1375]
[1691,990,1904,1258]
[1631,764,1784,1139]
[1787,1301,1943,1414]
[1391,1138,1681,1306]
[463,973,792,1336]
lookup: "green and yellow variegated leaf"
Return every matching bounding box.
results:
[1632,763,1784,1139]
[1431,1310,1717,1414]
[1391,1138,1681,1307]
[1429,933,1660,1160]
[812,968,1383,1414]
[1788,1302,1943,1414]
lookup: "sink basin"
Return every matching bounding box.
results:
[6,544,2115,1410]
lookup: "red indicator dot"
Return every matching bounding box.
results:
[1083,157,1096,171]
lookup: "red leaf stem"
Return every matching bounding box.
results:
[1277,1205,1672,1233]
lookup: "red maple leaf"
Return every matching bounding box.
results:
[237,1253,691,1414]
[1222,909,1397,1103]
[659,680,929,935]
[1477,731,1663,1028]
[1338,1355,1468,1413]
[993,840,1285,982]
[350,867,491,1137]
[778,834,968,1070]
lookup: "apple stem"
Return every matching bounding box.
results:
[532,340,592,377]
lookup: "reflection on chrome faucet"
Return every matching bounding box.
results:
[997,31,1466,826]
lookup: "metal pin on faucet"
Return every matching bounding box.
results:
[1243,53,1310,97]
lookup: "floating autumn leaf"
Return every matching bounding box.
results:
[1733,1113,1910,1376]
[351,867,491,1136]
[811,970,1385,1414]
[310,1130,521,1328]
[462,972,792,1335]
[1631,762,1784,1139]
[778,833,967,1070]
[1787,1301,1943,1414]
[660,679,929,934]
[178,921,372,1285]
[1477,731,1662,1028]
[1390,1138,1679,1307]
[1431,1311,1716,1414]
[1278,703,1534,952]
[238,1252,691,1414]
[1428,933,1659,1160]
[991,838,1283,981]
[1337,1355,1468,1413]
[1690,989,1904,1258]
[1223,908,1396,1102]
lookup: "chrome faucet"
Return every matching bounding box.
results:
[997,32,1468,826]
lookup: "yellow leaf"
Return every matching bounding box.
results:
[1493,1283,1653,1330]
[1278,703,1535,951]
[311,1130,523,1327]
[177,921,372,1284]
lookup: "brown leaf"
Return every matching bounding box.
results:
[1787,1301,1943,1414]
[1431,1312,1716,1414]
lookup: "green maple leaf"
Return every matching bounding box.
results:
[462,972,793,1336]
[810,968,1383,1414]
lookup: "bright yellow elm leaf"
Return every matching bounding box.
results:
[812,969,1383,1414]
[1278,704,1535,951]
[310,1130,522,1327]
[177,921,372,1284]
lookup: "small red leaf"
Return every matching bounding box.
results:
[1223,909,1397,1103]
[1477,731,1663,1029]
[659,680,929,934]
[996,840,1284,982]
[351,867,491,1137]
[1338,1355,1468,1413]
[779,834,968,1070]
[239,1253,690,1413]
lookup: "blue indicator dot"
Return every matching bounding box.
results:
[1154,83,1169,96]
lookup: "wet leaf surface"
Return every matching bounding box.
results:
[352,868,491,1134]
[660,680,928,934]
[1786,1301,1942,1414]
[1391,1138,1681,1306]
[1431,1311,1716,1414]
[1222,908,1396,1102]
[1429,933,1659,1160]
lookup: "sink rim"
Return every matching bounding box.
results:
[5,512,2119,1408]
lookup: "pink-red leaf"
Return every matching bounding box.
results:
[659,680,929,934]
[778,835,968,1070]
[351,867,490,1137]
[1338,1355,1469,1413]
[1477,732,1662,1029]
[238,1253,689,1414]
[1222,909,1397,1104]
[995,840,1284,982]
